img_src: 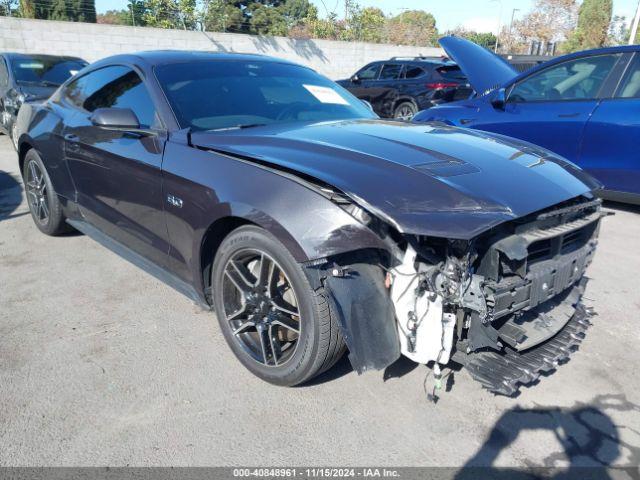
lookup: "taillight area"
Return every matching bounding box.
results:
[426,82,459,89]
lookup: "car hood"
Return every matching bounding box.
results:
[19,84,58,101]
[439,36,518,96]
[189,119,600,239]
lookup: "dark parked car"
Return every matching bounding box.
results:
[414,36,640,204]
[336,56,472,120]
[0,53,87,149]
[16,51,605,395]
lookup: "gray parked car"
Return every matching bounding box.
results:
[0,53,87,148]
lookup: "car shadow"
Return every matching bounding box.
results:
[298,354,354,387]
[0,169,27,222]
[382,355,419,381]
[455,394,640,479]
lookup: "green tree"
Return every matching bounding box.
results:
[0,0,18,16]
[249,2,288,35]
[467,31,497,49]
[18,0,97,22]
[301,12,347,40]
[563,0,612,52]
[97,9,132,25]
[142,0,195,29]
[202,0,243,31]
[386,10,438,46]
[128,0,147,26]
[350,6,385,42]
[19,0,35,18]
[280,0,315,28]
[447,28,497,50]
[203,0,315,35]
[49,0,70,20]
[75,0,96,22]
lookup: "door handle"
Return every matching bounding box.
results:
[558,113,580,118]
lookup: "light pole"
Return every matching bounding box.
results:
[509,8,519,35]
[630,0,640,45]
[506,8,519,54]
[490,0,503,53]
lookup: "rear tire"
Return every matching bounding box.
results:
[211,225,345,386]
[393,101,417,120]
[22,149,71,236]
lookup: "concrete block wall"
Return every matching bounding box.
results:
[0,16,442,79]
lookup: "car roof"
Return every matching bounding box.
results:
[362,58,456,69]
[2,52,86,62]
[90,50,303,69]
[390,57,453,63]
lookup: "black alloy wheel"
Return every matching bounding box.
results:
[25,157,50,226]
[22,149,70,235]
[222,248,301,367]
[393,101,417,120]
[212,226,346,386]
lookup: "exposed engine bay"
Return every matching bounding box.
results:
[314,195,606,396]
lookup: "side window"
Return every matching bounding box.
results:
[356,63,380,80]
[379,63,403,80]
[0,59,9,88]
[509,54,619,102]
[62,66,157,128]
[436,65,467,82]
[616,55,640,99]
[404,66,426,79]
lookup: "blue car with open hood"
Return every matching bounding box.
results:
[414,36,640,204]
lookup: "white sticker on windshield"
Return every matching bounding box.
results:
[69,70,79,76]
[303,84,349,105]
[19,62,44,69]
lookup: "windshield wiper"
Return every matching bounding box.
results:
[210,123,268,132]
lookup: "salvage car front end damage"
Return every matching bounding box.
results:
[303,195,605,396]
[189,120,606,395]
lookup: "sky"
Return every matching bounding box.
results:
[95,0,640,34]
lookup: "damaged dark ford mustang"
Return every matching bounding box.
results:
[16,51,607,395]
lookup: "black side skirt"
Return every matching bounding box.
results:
[66,219,210,310]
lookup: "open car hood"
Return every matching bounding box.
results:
[439,36,518,95]
[190,119,600,239]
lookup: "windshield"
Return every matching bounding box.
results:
[155,60,376,131]
[10,56,86,86]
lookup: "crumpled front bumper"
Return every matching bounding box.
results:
[454,278,594,396]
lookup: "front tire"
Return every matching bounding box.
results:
[211,226,345,386]
[22,149,70,235]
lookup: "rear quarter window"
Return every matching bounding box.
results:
[436,65,467,82]
[404,66,426,79]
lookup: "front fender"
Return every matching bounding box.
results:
[161,141,391,293]
[16,103,73,198]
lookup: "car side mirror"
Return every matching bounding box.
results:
[491,88,507,110]
[90,107,140,129]
[90,107,157,136]
[351,74,361,83]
